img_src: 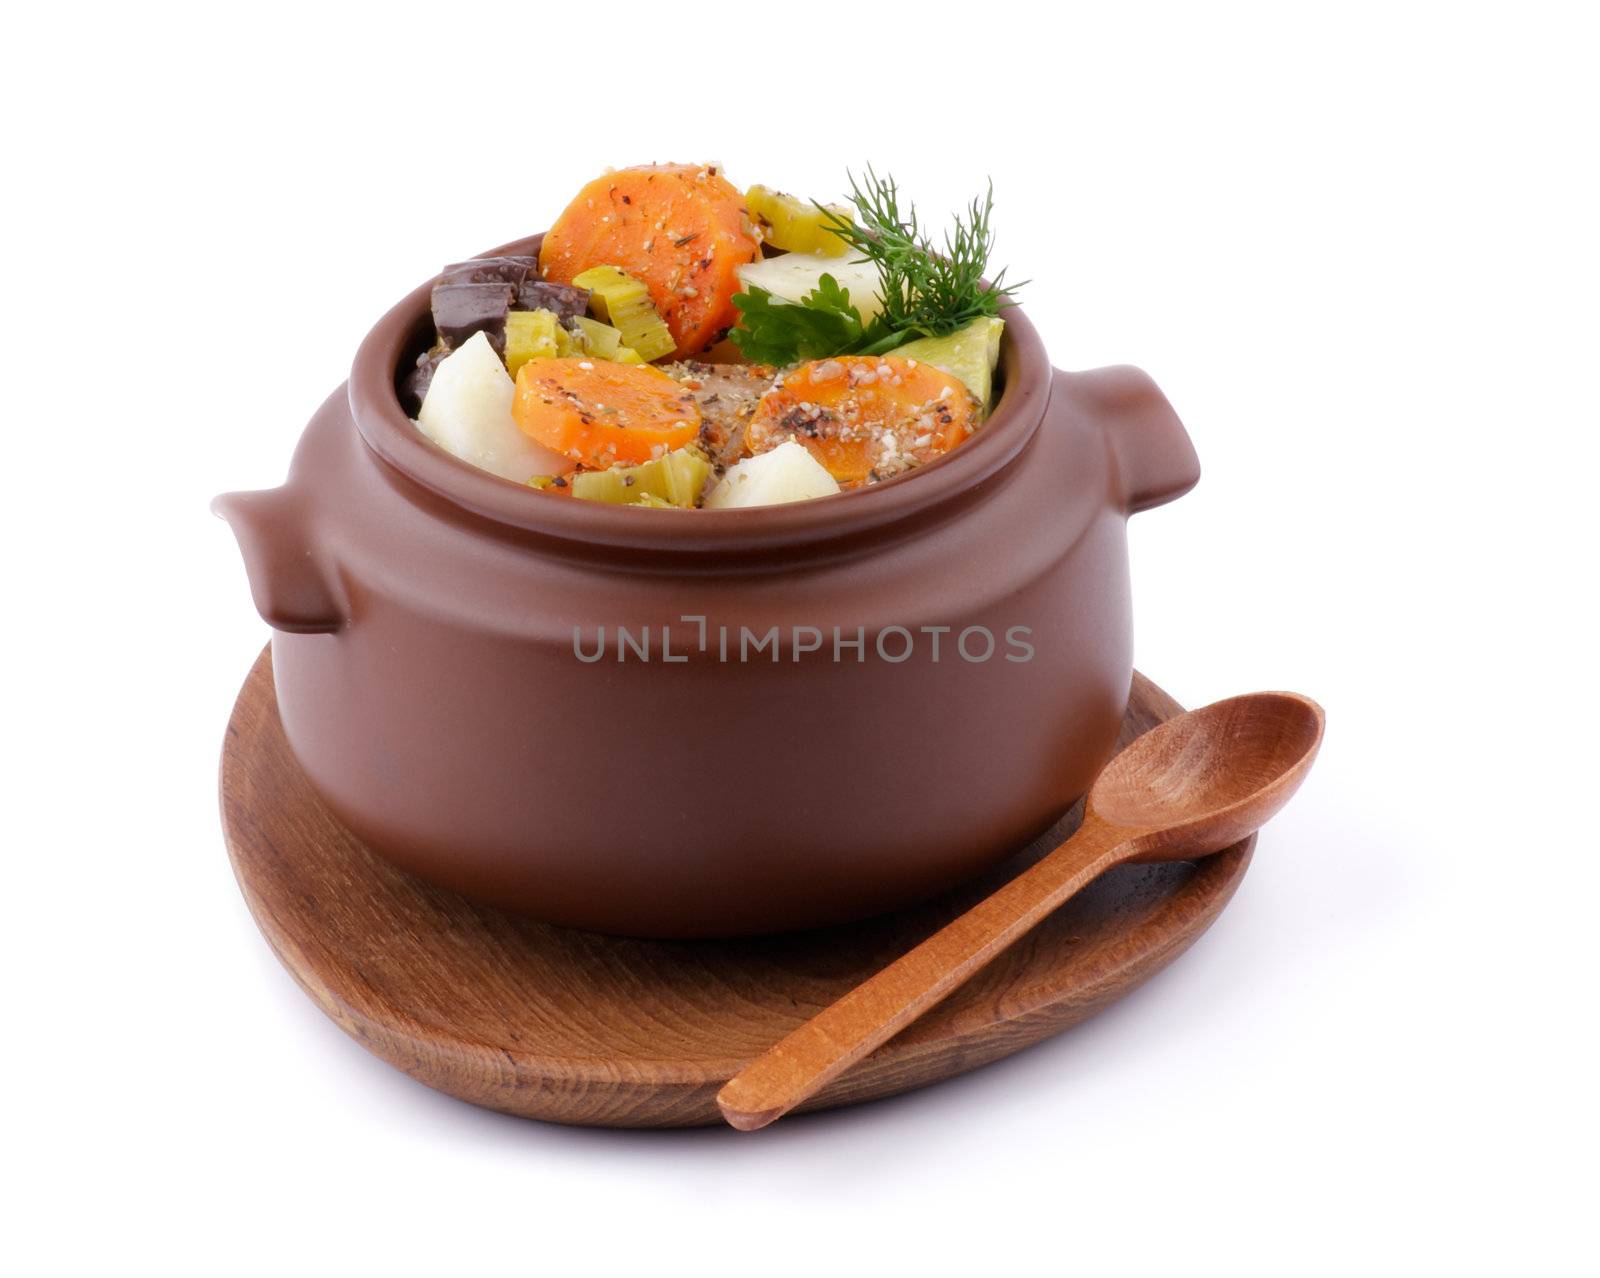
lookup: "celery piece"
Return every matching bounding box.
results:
[745,186,854,257]
[630,493,678,509]
[573,315,622,358]
[504,309,565,376]
[570,316,644,364]
[571,266,676,362]
[569,445,712,508]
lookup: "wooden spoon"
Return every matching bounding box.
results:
[717,691,1325,1131]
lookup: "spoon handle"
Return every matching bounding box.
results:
[716,818,1133,1131]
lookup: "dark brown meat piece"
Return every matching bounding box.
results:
[432,280,516,351]
[437,255,541,289]
[402,344,450,414]
[430,257,589,352]
[662,360,778,471]
[516,279,589,323]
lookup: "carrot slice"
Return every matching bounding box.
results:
[540,164,761,360]
[744,356,976,484]
[513,358,701,468]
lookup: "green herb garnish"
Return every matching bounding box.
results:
[826,167,1023,338]
[728,168,1023,367]
[730,275,867,366]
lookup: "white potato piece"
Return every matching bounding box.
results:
[416,331,571,482]
[704,440,842,509]
[736,253,885,322]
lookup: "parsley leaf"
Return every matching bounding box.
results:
[729,172,1023,368]
[729,276,868,366]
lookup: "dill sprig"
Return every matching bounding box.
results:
[820,167,1025,340]
[728,169,1025,366]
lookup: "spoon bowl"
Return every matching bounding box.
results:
[1090,691,1325,859]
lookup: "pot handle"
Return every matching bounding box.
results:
[1067,365,1201,514]
[211,486,345,634]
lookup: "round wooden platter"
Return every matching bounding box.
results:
[222,647,1253,1128]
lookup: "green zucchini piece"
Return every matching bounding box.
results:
[887,317,1005,414]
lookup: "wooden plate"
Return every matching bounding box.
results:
[222,648,1253,1128]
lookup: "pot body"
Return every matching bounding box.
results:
[217,242,1199,938]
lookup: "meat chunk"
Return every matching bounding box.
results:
[661,360,778,471]
[431,257,589,352]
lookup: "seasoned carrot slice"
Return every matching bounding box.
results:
[744,356,976,485]
[513,358,701,468]
[539,164,761,360]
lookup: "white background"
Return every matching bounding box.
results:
[5,2,1596,1273]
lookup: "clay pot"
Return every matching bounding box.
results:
[215,235,1199,938]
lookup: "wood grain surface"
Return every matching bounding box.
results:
[221,646,1254,1128]
[718,691,1321,1129]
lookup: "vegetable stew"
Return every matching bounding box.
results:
[403,164,1021,510]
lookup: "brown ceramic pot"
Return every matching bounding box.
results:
[215,234,1199,938]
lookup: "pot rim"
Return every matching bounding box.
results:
[348,234,1052,555]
